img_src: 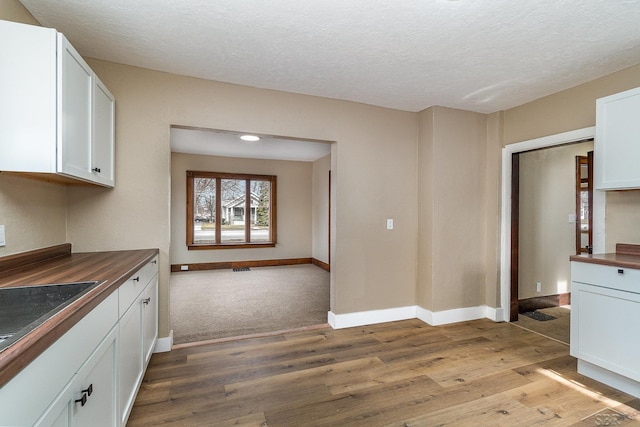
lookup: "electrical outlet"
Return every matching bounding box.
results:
[180,265,189,271]
[536,282,541,293]
[386,219,394,230]
[0,225,5,247]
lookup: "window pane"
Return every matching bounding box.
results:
[221,178,246,243]
[193,178,216,244]
[251,180,271,242]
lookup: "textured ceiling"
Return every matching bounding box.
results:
[19,0,640,114]
[170,127,332,161]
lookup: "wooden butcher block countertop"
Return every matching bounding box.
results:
[0,244,158,388]
[570,243,640,269]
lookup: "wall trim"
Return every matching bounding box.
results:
[311,258,330,272]
[171,257,312,272]
[417,305,492,326]
[329,305,505,329]
[154,330,173,353]
[328,306,417,329]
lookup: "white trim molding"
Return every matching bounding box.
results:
[329,305,505,329]
[418,305,499,326]
[328,306,417,329]
[154,330,173,353]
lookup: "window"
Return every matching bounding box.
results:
[187,171,277,249]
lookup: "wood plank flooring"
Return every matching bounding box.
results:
[127,319,640,426]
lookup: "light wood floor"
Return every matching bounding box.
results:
[127,319,640,426]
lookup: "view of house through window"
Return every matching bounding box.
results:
[187,171,276,249]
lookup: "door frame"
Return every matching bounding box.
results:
[499,126,604,322]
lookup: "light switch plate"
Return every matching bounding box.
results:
[0,225,5,247]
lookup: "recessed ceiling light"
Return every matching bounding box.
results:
[240,135,260,142]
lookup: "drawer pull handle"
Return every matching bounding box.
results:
[82,384,93,397]
[142,297,151,305]
[92,167,101,173]
[618,269,624,275]
[133,276,140,282]
[151,260,157,264]
[75,393,87,407]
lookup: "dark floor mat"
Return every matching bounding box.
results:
[521,311,557,321]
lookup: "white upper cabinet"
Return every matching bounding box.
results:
[595,86,640,190]
[92,76,116,186]
[58,35,93,182]
[0,20,115,187]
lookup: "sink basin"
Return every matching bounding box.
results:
[0,281,103,352]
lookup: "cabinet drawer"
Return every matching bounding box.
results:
[118,256,158,317]
[571,261,640,294]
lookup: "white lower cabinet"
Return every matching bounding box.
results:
[142,276,159,366]
[35,326,118,427]
[118,295,143,426]
[0,255,158,427]
[571,261,640,398]
[118,257,159,426]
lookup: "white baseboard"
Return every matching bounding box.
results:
[328,306,417,329]
[418,305,488,326]
[330,305,504,329]
[154,330,173,353]
[486,306,506,322]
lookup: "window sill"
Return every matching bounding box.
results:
[187,243,276,250]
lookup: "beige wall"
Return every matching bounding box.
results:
[0,174,67,256]
[0,0,38,25]
[501,64,640,253]
[484,112,504,308]
[417,108,434,309]
[170,152,314,264]
[62,58,418,336]
[0,2,67,257]
[312,154,331,264]
[417,106,488,312]
[3,0,640,337]
[518,141,593,300]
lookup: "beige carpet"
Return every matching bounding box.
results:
[513,305,570,344]
[170,264,330,344]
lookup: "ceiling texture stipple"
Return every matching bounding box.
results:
[18,0,640,114]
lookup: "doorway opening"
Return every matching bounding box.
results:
[500,127,605,327]
[509,140,593,343]
[575,151,594,255]
[168,126,335,345]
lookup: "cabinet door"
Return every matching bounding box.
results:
[92,76,115,187]
[35,326,118,427]
[142,277,158,365]
[0,20,57,173]
[34,375,75,427]
[73,326,118,427]
[571,281,640,381]
[595,86,640,190]
[57,34,93,181]
[118,298,143,426]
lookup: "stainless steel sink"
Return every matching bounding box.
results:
[0,281,103,352]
